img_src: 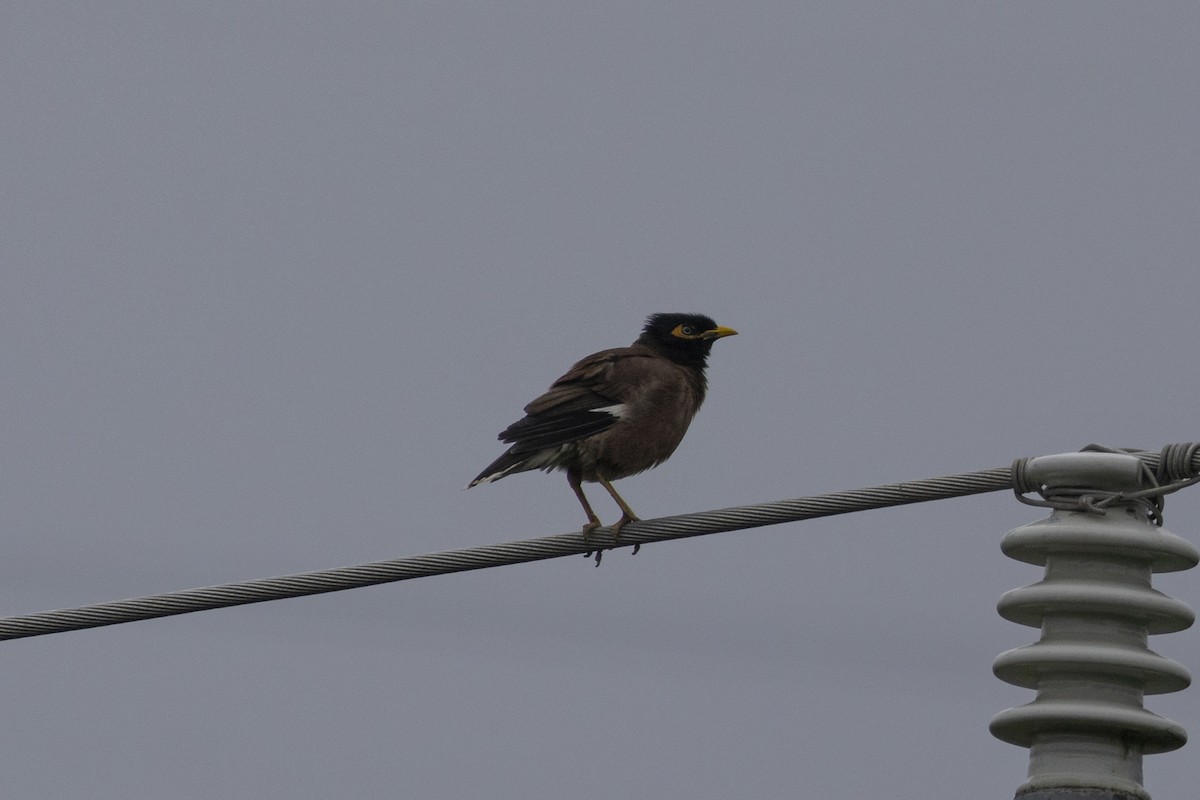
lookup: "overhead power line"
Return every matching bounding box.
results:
[2,444,1197,643]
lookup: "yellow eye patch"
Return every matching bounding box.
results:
[670,323,702,339]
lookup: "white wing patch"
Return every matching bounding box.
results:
[594,403,627,419]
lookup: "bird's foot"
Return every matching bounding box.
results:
[611,513,637,538]
[612,514,641,556]
[582,519,603,564]
[582,516,639,566]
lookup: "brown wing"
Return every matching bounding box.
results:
[498,346,648,454]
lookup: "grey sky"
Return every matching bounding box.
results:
[3,4,1199,798]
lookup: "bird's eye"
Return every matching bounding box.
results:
[669,322,703,339]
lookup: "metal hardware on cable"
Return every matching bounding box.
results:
[1011,443,1200,525]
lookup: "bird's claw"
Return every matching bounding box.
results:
[613,514,642,556]
[611,513,637,539]
[582,520,603,564]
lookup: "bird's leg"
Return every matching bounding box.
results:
[567,469,602,540]
[596,476,641,554]
[568,470,607,565]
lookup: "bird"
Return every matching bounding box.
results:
[467,313,737,548]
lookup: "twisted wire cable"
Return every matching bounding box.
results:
[2,445,1197,642]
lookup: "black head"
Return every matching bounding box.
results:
[636,313,738,368]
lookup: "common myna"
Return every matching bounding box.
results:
[468,313,737,545]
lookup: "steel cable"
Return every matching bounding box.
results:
[2,445,1196,642]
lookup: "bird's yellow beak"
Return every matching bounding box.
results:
[701,325,738,340]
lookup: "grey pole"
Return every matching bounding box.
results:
[991,452,1199,800]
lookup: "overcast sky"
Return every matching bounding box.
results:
[3,4,1200,799]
